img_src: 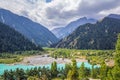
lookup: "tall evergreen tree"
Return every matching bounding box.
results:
[79,62,86,79]
[113,34,120,80]
[100,62,108,80]
[51,61,58,77]
[91,65,97,79]
[64,63,71,77]
[107,69,113,80]
[67,59,78,80]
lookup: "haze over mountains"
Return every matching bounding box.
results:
[0,9,58,47]
[52,17,97,39]
[54,14,120,49]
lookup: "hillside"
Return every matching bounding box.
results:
[0,9,58,46]
[0,22,42,53]
[55,16,120,49]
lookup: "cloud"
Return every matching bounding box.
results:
[0,0,119,30]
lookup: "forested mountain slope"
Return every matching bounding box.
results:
[0,22,42,53]
[55,16,120,49]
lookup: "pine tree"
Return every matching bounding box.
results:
[100,62,108,80]
[3,70,9,80]
[107,69,113,80]
[91,65,96,79]
[79,62,86,79]
[65,63,71,77]
[67,59,78,80]
[67,70,73,80]
[51,61,58,77]
[113,34,120,80]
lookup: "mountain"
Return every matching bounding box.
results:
[0,9,58,46]
[54,15,120,50]
[51,27,64,37]
[0,22,42,53]
[107,14,120,19]
[52,17,97,39]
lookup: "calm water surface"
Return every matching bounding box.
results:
[0,62,99,75]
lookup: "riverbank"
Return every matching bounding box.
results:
[16,54,87,66]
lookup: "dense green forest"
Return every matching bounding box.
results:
[0,22,42,53]
[1,34,120,80]
[55,17,120,50]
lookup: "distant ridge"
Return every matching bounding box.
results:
[107,14,120,20]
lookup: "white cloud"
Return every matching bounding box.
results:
[0,0,120,30]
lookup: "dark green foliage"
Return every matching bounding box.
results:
[64,63,71,77]
[107,69,114,80]
[55,17,120,49]
[79,62,86,79]
[112,33,120,80]
[0,22,42,53]
[100,62,108,80]
[67,59,79,80]
[91,65,96,79]
[116,34,120,51]
[51,61,58,77]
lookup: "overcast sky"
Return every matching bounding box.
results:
[0,0,120,30]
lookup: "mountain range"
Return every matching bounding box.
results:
[0,8,120,50]
[54,14,120,49]
[52,17,97,39]
[0,9,58,47]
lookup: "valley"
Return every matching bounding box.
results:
[0,48,114,65]
[0,1,120,79]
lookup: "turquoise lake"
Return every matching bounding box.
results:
[0,62,99,75]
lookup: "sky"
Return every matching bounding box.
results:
[0,0,120,30]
